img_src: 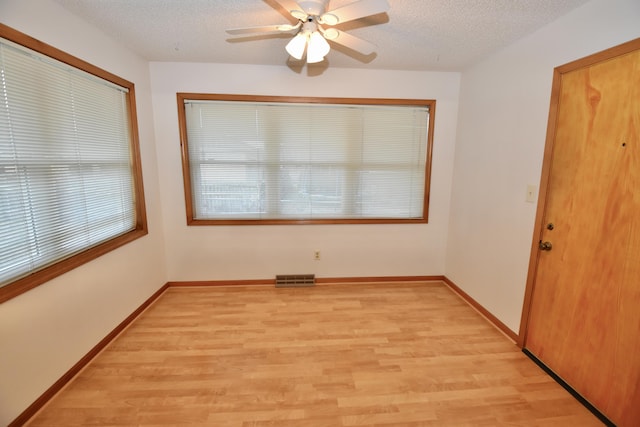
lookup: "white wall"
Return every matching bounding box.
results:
[150,63,460,282]
[0,1,167,425]
[446,0,640,333]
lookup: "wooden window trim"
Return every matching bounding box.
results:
[0,24,147,304]
[177,93,435,226]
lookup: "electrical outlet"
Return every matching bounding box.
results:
[314,250,321,260]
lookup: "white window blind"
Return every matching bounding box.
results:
[0,38,136,286]
[183,99,430,222]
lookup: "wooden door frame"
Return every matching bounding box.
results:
[517,37,640,348]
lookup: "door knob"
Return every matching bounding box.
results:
[539,241,553,251]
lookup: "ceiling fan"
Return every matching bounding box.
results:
[226,0,390,64]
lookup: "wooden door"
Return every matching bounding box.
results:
[522,39,640,427]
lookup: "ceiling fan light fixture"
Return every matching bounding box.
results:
[226,0,389,66]
[306,31,330,63]
[285,32,308,60]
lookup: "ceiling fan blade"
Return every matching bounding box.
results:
[226,23,300,35]
[272,0,308,20]
[321,0,389,25]
[326,30,377,55]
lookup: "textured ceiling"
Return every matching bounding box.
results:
[52,0,590,71]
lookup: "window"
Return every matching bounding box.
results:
[0,24,147,303]
[178,94,434,225]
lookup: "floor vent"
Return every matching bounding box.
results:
[275,274,316,288]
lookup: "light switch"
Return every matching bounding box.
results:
[526,185,537,203]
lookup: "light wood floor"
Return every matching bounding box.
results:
[27,282,602,426]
